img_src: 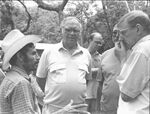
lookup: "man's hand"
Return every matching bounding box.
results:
[121,92,135,102]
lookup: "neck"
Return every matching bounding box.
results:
[89,50,96,55]
[14,64,30,75]
[88,47,96,55]
[63,41,77,51]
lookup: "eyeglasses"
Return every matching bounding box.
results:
[64,28,80,33]
[94,40,104,46]
[112,28,129,41]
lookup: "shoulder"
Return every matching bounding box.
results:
[136,40,150,57]
[80,46,91,57]
[7,71,28,83]
[41,43,60,57]
[101,47,115,59]
[0,71,30,97]
[4,71,30,90]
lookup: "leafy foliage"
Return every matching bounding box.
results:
[1,0,150,52]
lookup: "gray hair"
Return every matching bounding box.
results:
[60,16,82,30]
[117,10,150,33]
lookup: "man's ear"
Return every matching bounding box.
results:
[136,24,143,35]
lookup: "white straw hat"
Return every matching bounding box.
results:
[1,29,41,70]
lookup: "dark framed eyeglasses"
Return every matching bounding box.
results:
[64,28,80,33]
[112,28,129,41]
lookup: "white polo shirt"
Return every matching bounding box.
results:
[117,35,150,114]
[36,42,91,113]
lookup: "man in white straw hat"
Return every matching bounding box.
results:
[0,29,42,114]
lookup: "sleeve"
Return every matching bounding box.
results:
[118,52,150,98]
[36,49,50,78]
[98,52,107,82]
[96,55,103,81]
[0,69,5,85]
[85,52,92,80]
[11,81,36,114]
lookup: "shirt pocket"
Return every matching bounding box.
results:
[77,63,89,84]
[48,64,66,84]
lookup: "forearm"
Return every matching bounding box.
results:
[36,77,46,92]
[121,92,136,102]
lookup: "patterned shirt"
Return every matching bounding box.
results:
[0,69,5,85]
[0,66,40,114]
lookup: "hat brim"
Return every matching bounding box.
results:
[2,35,41,70]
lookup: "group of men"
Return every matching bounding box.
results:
[0,10,149,114]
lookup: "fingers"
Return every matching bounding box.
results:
[65,99,74,107]
[69,109,90,114]
[71,103,88,109]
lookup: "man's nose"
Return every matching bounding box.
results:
[36,53,40,61]
[70,30,75,34]
[119,36,124,42]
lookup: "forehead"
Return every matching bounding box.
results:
[62,18,81,29]
[93,33,103,41]
[116,20,129,30]
[26,45,36,53]
[64,22,81,30]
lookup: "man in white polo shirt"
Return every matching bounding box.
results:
[36,16,91,114]
[116,10,150,114]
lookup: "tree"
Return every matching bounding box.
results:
[0,0,32,39]
[33,0,69,24]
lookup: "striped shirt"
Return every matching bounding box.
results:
[0,66,40,114]
[0,69,5,85]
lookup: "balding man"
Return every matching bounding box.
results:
[86,32,104,114]
[116,10,150,114]
[36,16,91,114]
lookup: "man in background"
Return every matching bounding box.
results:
[98,24,131,114]
[86,32,104,114]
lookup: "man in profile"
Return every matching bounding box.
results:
[116,10,150,114]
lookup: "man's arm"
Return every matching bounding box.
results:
[118,52,149,102]
[121,92,136,102]
[36,77,46,92]
[11,81,38,114]
[36,49,49,92]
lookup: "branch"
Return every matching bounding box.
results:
[33,0,69,13]
[18,0,32,33]
[101,0,112,37]
[125,0,131,12]
[101,0,112,49]
[59,0,69,11]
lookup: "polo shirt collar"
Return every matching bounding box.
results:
[93,51,100,56]
[58,41,83,54]
[132,34,150,50]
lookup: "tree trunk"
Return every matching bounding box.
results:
[101,0,112,48]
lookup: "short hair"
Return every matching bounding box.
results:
[89,32,102,41]
[60,16,82,30]
[9,43,34,66]
[117,10,150,33]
